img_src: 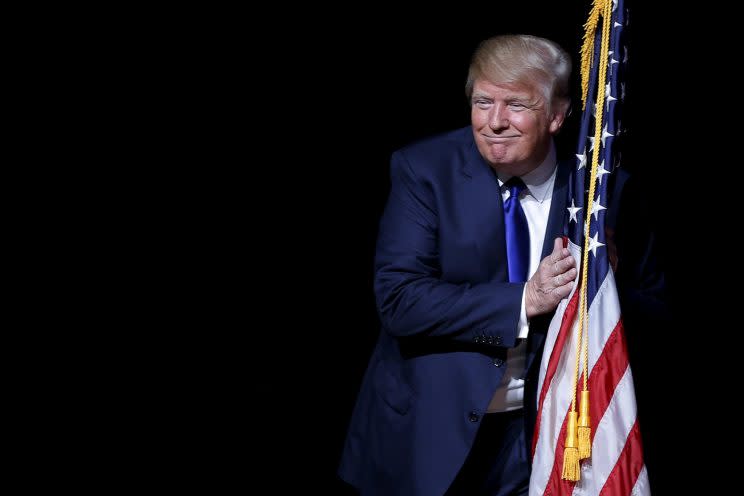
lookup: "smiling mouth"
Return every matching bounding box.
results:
[483,135,519,142]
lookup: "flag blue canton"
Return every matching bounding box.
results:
[567,0,627,304]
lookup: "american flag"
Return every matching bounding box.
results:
[529,0,650,494]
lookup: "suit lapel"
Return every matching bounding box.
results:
[541,160,571,259]
[460,137,509,282]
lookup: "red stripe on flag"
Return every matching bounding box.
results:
[599,420,645,496]
[588,319,629,445]
[543,319,631,495]
[531,288,580,458]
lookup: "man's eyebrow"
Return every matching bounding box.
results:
[471,92,534,102]
[504,93,534,102]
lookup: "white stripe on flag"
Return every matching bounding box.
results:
[572,367,635,495]
[631,465,651,496]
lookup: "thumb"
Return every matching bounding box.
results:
[553,237,564,254]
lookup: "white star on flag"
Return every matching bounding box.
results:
[597,160,611,184]
[576,149,587,169]
[605,83,616,110]
[588,231,605,256]
[601,123,614,147]
[567,199,581,223]
[608,52,619,75]
[591,197,607,220]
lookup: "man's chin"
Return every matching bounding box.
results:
[487,150,511,166]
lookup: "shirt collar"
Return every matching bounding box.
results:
[497,142,558,204]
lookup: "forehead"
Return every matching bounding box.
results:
[472,79,540,99]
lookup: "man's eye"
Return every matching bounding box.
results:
[509,103,527,110]
[474,100,491,109]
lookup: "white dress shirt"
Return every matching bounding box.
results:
[487,144,558,413]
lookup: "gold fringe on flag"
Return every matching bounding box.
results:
[580,1,602,109]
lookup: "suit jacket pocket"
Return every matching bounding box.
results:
[373,358,413,415]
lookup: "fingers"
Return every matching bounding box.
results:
[552,237,563,254]
[552,255,576,276]
[550,237,571,263]
[553,277,574,300]
[544,240,575,276]
[553,267,577,286]
[526,238,580,319]
[525,265,576,319]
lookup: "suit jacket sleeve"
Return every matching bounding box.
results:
[373,149,523,348]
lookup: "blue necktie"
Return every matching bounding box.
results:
[503,177,530,283]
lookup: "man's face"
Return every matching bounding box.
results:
[471,79,565,176]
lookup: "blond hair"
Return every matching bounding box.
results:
[465,34,571,112]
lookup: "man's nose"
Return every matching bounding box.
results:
[489,106,509,130]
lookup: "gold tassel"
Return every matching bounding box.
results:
[562,411,581,481]
[578,389,591,459]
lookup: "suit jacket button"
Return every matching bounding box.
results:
[493,358,504,367]
[468,411,480,422]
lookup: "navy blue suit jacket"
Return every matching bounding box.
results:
[338,126,651,496]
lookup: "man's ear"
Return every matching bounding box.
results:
[549,101,571,134]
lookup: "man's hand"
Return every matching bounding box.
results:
[525,238,577,318]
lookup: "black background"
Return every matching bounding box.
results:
[246,1,721,494]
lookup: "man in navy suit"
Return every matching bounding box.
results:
[338,34,657,496]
